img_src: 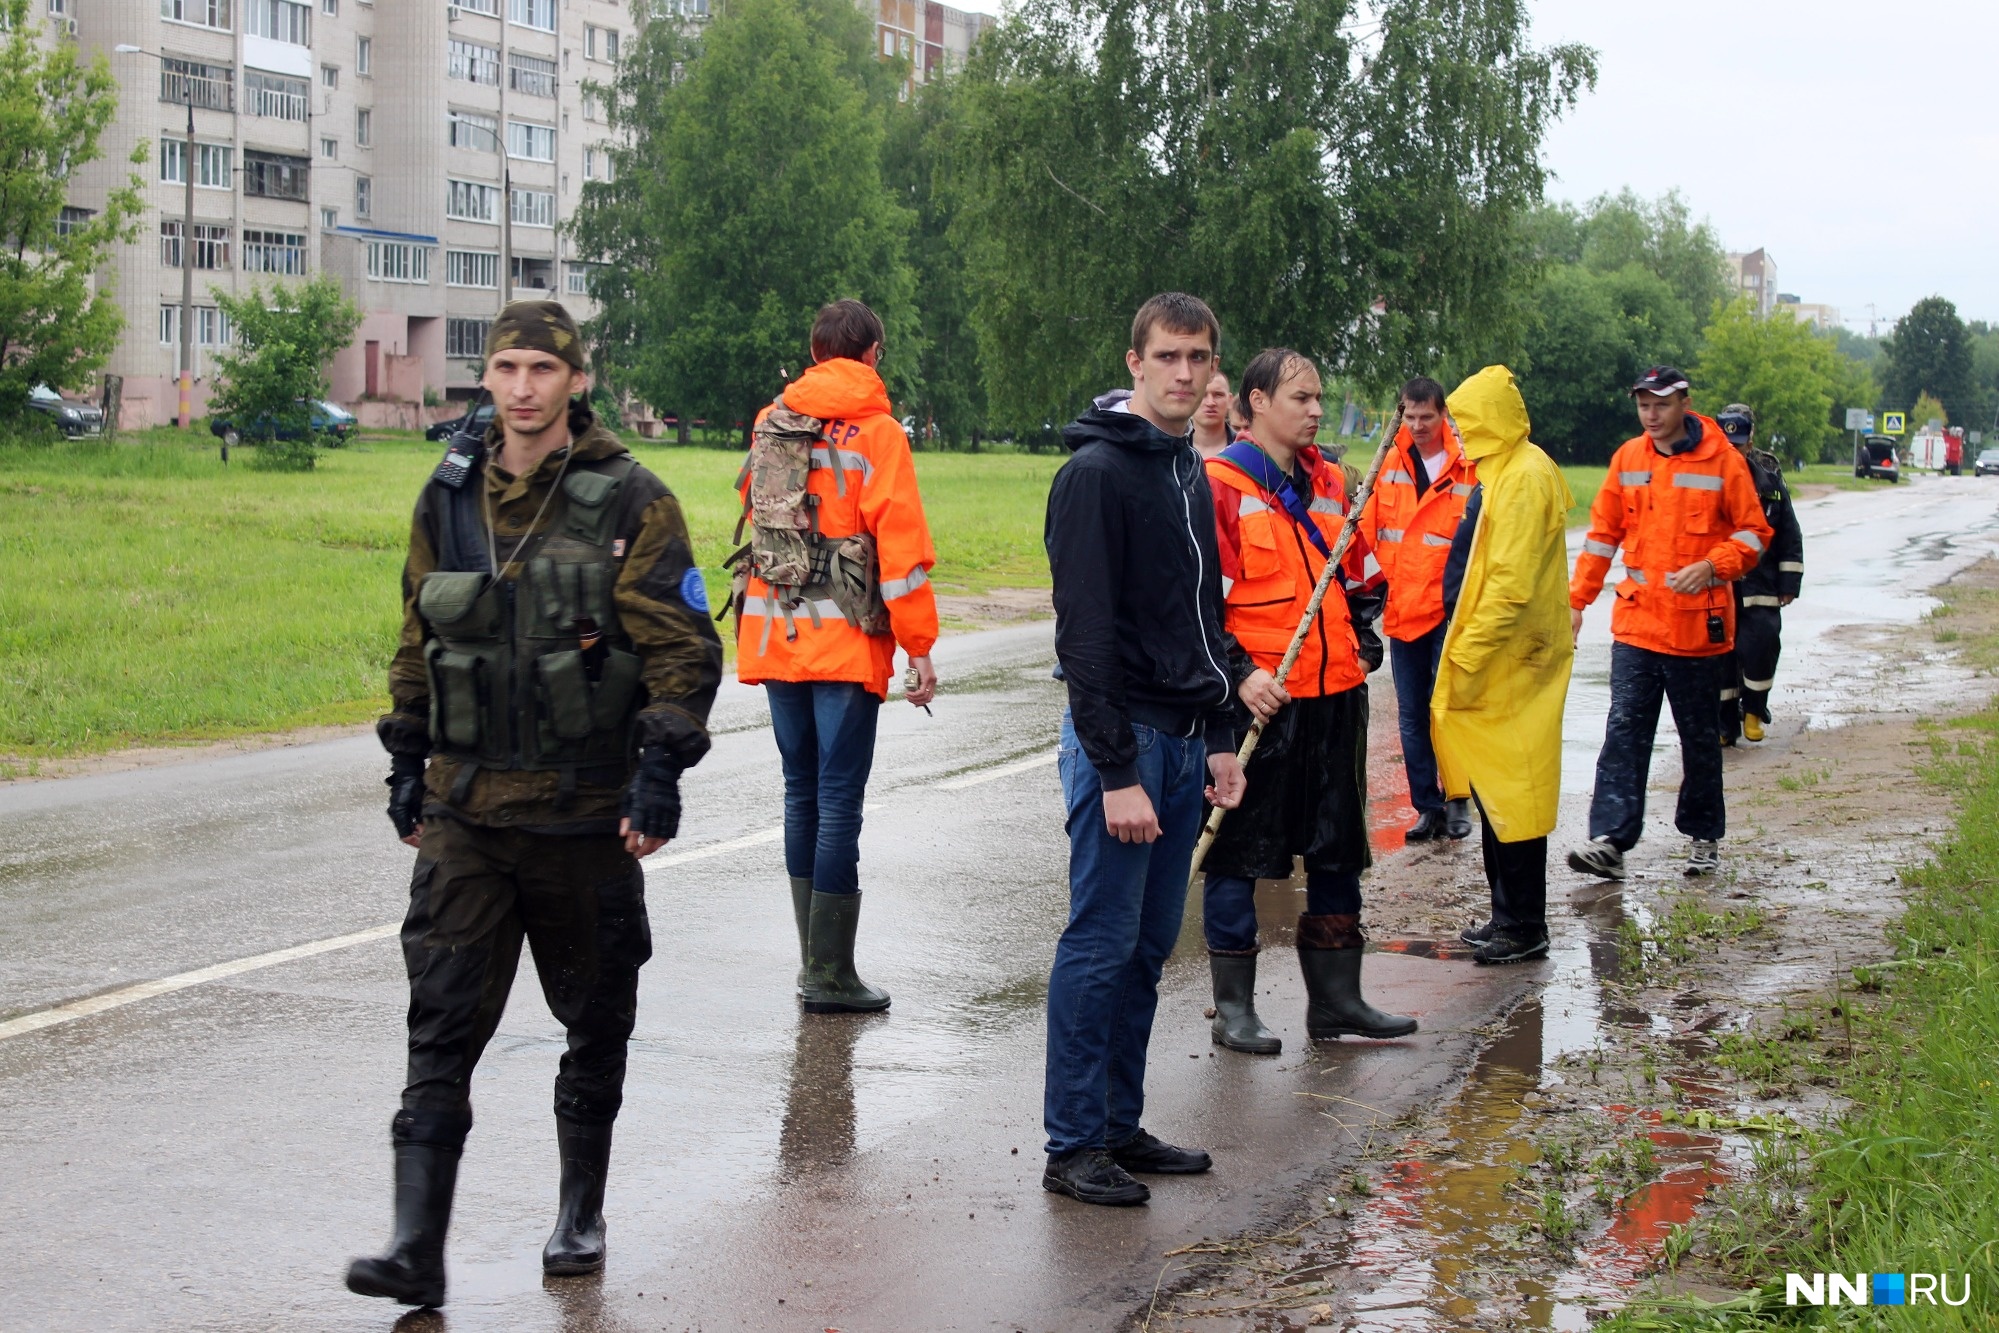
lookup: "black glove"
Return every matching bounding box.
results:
[621,747,683,841]
[1355,621,1385,674]
[386,753,426,839]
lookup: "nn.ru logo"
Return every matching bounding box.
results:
[1786,1272,1972,1306]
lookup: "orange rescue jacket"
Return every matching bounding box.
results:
[1570,414,1773,657]
[1358,418,1476,642]
[1208,443,1380,699]
[735,358,939,696]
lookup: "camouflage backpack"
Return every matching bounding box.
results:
[721,395,890,652]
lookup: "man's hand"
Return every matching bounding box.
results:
[1571,606,1585,644]
[1667,559,1717,595]
[1238,669,1290,722]
[1205,752,1245,809]
[906,654,937,708]
[387,754,426,848]
[1779,594,1796,607]
[1102,783,1161,843]
[620,746,682,858]
[620,818,669,859]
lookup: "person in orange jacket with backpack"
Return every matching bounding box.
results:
[1567,367,1772,881]
[1359,376,1478,842]
[728,299,939,1013]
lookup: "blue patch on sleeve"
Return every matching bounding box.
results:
[679,566,710,613]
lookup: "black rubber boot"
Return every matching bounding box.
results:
[542,1118,613,1275]
[801,891,890,1014]
[1208,952,1281,1054]
[1297,914,1418,1041]
[345,1143,459,1308]
[789,876,813,994]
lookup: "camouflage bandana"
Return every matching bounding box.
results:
[485,299,587,370]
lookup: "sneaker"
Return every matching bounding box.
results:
[1109,1128,1212,1175]
[1042,1147,1150,1206]
[1473,927,1550,965]
[1566,837,1626,881]
[1459,919,1495,945]
[1742,714,1764,742]
[1685,839,1720,877]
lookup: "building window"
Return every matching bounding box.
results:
[510,187,554,227]
[320,63,337,88]
[244,69,309,120]
[320,205,338,229]
[508,0,554,31]
[509,256,554,291]
[355,174,371,218]
[321,0,335,13]
[582,147,595,180]
[453,0,497,14]
[160,0,231,30]
[445,249,499,288]
[581,91,598,122]
[446,318,491,359]
[242,149,310,200]
[356,36,371,75]
[566,263,591,296]
[585,24,618,61]
[159,305,232,346]
[162,57,234,110]
[356,108,371,146]
[162,219,233,269]
[447,109,498,150]
[446,178,500,222]
[507,50,556,97]
[242,228,308,274]
[447,38,500,85]
[160,139,235,188]
[244,0,310,44]
[57,205,95,237]
[366,241,430,283]
[320,136,337,158]
[506,120,554,162]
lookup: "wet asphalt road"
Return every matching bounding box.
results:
[3,477,1995,1331]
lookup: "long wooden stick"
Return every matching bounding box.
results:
[1188,401,1406,881]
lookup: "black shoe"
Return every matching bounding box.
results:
[1042,1148,1150,1206]
[1109,1128,1212,1175]
[1472,927,1549,965]
[1459,919,1495,946]
[1444,799,1472,840]
[542,1119,612,1276]
[1405,809,1447,842]
[346,1142,460,1308]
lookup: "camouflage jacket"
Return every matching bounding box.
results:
[379,403,722,832]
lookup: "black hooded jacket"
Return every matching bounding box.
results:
[1045,399,1235,789]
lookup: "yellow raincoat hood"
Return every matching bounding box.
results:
[1431,367,1575,842]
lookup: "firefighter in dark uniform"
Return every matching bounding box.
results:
[1715,404,1803,744]
[346,301,722,1309]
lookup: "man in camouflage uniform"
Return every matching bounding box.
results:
[347,301,721,1309]
[1713,404,1804,745]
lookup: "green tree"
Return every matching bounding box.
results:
[208,277,362,469]
[571,0,917,443]
[1692,298,1868,465]
[0,0,146,419]
[1962,322,1999,437]
[1572,189,1729,323]
[950,0,1596,433]
[1882,296,1973,425]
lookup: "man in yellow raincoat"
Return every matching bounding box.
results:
[1431,366,1574,964]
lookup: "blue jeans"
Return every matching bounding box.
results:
[1389,623,1448,815]
[1044,711,1206,1158]
[765,681,881,895]
[1202,871,1361,953]
[1588,642,1724,851]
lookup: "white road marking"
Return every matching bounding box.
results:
[0,751,1060,1042]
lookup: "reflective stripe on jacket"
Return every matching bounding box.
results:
[1207,443,1378,699]
[1569,414,1773,657]
[1358,418,1476,642]
[735,358,939,697]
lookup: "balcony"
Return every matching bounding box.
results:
[161,62,234,112]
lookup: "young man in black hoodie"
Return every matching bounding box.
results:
[1040,292,1246,1207]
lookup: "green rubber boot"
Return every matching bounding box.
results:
[789,876,813,994]
[801,891,890,1014]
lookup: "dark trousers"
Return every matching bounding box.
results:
[1202,870,1361,953]
[1473,790,1546,933]
[1718,606,1783,741]
[1587,642,1725,851]
[395,817,652,1149]
[1388,624,1448,815]
[766,680,882,896]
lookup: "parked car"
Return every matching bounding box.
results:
[27,384,105,437]
[1854,435,1900,483]
[208,399,357,448]
[425,401,495,442]
[1976,448,1999,478]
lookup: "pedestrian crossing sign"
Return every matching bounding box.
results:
[1881,411,1906,434]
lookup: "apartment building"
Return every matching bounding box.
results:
[1726,248,1779,320]
[61,0,990,426]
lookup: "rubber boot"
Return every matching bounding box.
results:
[543,1118,613,1275]
[1208,952,1281,1054]
[1296,913,1418,1040]
[789,876,814,994]
[345,1143,460,1308]
[801,890,890,1014]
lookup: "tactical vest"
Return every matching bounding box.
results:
[416,453,643,794]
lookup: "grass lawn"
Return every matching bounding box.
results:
[0,431,1062,764]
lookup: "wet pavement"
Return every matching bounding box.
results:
[3,476,1996,1330]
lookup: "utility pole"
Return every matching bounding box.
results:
[116,46,198,433]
